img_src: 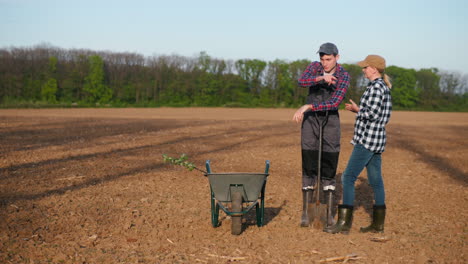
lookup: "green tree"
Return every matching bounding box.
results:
[83,55,112,104]
[41,56,58,103]
[222,73,250,107]
[265,59,295,107]
[198,51,211,72]
[386,66,419,108]
[41,78,58,103]
[60,54,88,102]
[416,68,440,108]
[194,52,220,106]
[342,63,365,104]
[235,59,267,97]
[289,59,310,106]
[439,71,460,96]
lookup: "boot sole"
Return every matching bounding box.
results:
[360,228,384,233]
[323,228,350,234]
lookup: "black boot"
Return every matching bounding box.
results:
[323,205,353,234]
[300,189,313,227]
[360,205,386,233]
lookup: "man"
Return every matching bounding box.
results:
[292,42,350,227]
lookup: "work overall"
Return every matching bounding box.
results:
[301,82,340,190]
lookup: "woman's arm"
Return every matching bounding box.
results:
[357,86,384,122]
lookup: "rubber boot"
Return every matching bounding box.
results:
[300,189,313,227]
[323,205,353,234]
[360,205,386,233]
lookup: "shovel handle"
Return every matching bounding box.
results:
[313,111,330,203]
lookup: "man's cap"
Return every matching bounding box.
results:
[357,55,386,72]
[317,42,339,55]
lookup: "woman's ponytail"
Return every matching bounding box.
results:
[383,73,392,89]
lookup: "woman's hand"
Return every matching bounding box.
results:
[345,99,359,113]
[292,104,312,123]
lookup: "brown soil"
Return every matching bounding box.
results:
[1,108,467,263]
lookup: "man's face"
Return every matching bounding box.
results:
[320,54,339,73]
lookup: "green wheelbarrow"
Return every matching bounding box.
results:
[205,160,270,235]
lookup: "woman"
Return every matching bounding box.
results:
[325,54,392,234]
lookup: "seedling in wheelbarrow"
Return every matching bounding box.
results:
[162,154,207,173]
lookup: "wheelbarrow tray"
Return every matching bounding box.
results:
[207,173,268,202]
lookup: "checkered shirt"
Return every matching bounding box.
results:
[298,61,350,111]
[351,78,392,153]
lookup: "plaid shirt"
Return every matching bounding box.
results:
[298,61,350,111]
[352,78,392,153]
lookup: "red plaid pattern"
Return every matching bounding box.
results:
[298,61,350,111]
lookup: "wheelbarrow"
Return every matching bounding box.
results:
[205,160,270,235]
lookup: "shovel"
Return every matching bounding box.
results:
[309,111,329,229]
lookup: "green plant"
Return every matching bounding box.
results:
[162,154,206,173]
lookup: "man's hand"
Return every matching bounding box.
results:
[321,75,337,85]
[345,99,359,113]
[293,104,312,123]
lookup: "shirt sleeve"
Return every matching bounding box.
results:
[311,71,350,111]
[298,62,322,87]
[357,84,384,121]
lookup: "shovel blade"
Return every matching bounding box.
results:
[309,203,327,230]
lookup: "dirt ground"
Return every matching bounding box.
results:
[0,108,467,264]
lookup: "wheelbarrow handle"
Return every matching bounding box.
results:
[205,160,212,175]
[264,160,270,175]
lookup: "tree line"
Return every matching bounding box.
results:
[1,44,466,111]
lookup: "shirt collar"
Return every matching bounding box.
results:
[368,77,384,86]
[320,63,341,76]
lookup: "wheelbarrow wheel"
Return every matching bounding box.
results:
[231,191,243,235]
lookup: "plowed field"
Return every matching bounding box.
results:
[1,108,466,263]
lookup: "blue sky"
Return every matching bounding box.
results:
[1,0,467,75]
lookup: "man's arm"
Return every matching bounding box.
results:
[310,71,350,111]
[298,62,323,87]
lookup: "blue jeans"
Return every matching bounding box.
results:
[342,144,385,206]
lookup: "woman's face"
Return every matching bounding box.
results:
[362,66,377,80]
